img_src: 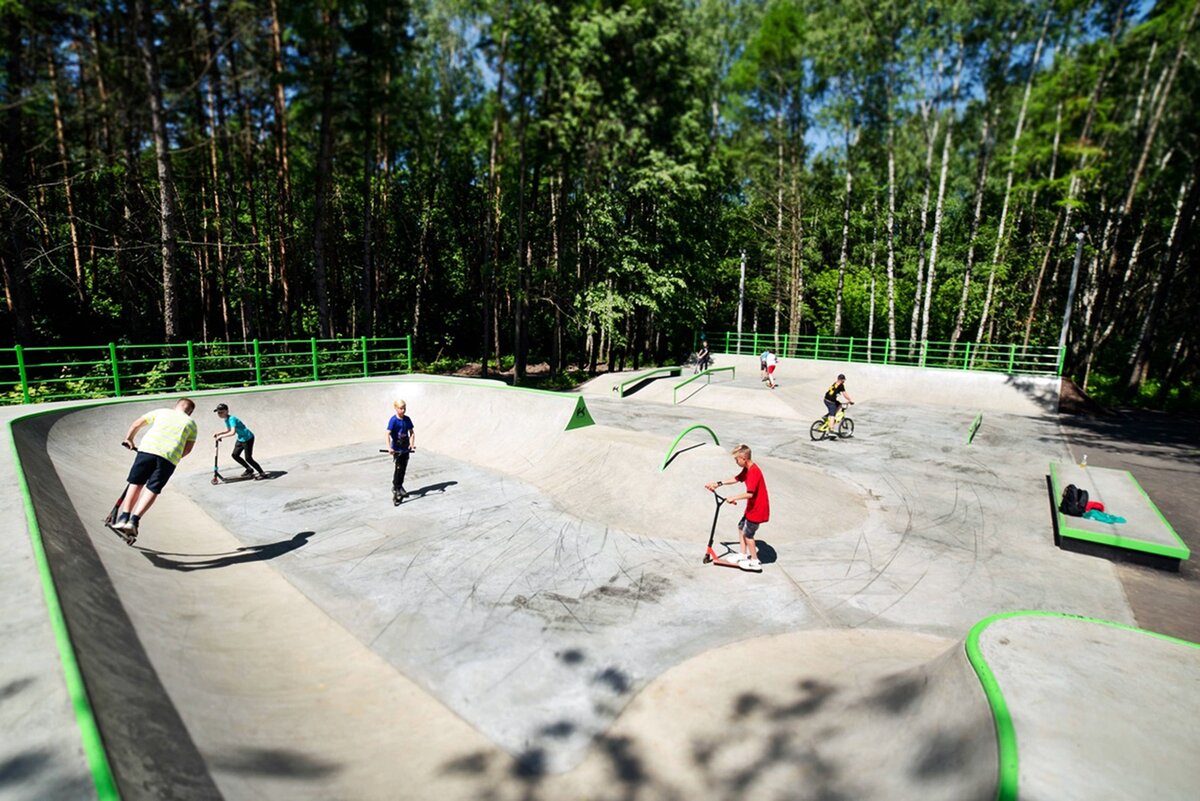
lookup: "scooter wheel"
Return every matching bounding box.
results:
[211,476,220,485]
[702,555,713,564]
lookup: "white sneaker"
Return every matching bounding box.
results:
[746,558,762,569]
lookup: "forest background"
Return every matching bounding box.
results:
[1,0,1197,409]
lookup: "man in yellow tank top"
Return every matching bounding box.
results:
[109,398,198,544]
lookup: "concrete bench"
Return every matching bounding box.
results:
[1049,461,1189,571]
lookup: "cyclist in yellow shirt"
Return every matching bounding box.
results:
[109,398,198,544]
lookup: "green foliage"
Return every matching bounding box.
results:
[0,0,1195,406]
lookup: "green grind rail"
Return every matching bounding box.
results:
[661,424,721,470]
[673,366,735,404]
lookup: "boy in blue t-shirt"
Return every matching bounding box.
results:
[386,400,417,504]
[213,403,267,479]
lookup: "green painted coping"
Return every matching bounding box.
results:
[967,413,983,445]
[661,424,720,471]
[8,416,121,801]
[611,367,681,398]
[964,610,1200,801]
[672,366,735,404]
[1048,463,1189,560]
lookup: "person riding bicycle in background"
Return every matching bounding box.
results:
[823,374,854,426]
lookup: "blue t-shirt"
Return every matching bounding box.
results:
[387,415,414,449]
[225,414,254,442]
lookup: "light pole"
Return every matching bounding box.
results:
[1057,227,1087,367]
[736,249,746,335]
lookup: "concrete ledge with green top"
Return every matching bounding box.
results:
[1049,461,1189,570]
[610,366,682,398]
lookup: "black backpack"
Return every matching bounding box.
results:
[1059,484,1089,516]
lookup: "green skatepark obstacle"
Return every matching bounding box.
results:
[1050,461,1189,571]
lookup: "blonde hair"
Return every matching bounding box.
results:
[394,399,406,411]
[731,443,751,459]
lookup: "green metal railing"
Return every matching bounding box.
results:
[706,332,1062,376]
[0,336,412,405]
[673,366,735,405]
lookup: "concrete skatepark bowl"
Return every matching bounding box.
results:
[4,361,1198,800]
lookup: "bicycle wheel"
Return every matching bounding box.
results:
[837,418,855,438]
[809,420,826,441]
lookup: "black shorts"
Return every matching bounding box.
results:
[738,516,761,538]
[126,451,177,494]
[824,399,840,417]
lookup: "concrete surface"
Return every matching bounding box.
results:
[1058,411,1200,643]
[1,368,1196,800]
[977,614,1200,801]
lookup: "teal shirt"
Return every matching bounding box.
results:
[225,414,254,442]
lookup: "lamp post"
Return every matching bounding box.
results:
[1057,227,1088,365]
[736,249,746,335]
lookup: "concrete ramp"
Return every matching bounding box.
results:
[590,355,1060,417]
[10,379,1196,801]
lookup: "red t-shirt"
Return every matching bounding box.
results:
[736,463,770,523]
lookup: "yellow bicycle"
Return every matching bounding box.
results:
[810,402,854,441]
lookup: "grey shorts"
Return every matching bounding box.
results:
[738,516,760,538]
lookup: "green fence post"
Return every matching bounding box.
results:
[186,340,197,390]
[752,332,758,358]
[963,342,971,370]
[108,343,122,397]
[15,345,30,403]
[724,331,730,354]
[920,341,927,368]
[884,338,890,364]
[1056,344,1066,376]
[814,335,820,362]
[848,337,855,363]
[1008,343,1016,374]
[359,337,368,376]
[311,337,319,381]
[406,336,412,372]
[253,339,262,385]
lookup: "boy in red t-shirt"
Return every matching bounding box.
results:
[705,443,770,568]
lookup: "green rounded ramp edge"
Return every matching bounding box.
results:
[661,424,720,471]
[964,610,1200,801]
[8,419,122,801]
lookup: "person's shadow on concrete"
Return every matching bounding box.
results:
[401,480,458,503]
[141,531,315,571]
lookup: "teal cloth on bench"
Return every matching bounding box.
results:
[1083,509,1127,525]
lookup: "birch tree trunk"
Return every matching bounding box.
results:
[885,63,897,356]
[44,44,85,303]
[268,0,293,331]
[483,22,509,377]
[951,109,993,347]
[312,8,337,338]
[976,10,1052,342]
[909,57,943,347]
[833,122,856,336]
[135,0,181,340]
[1127,176,1197,389]
[920,48,965,345]
[1,13,35,342]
